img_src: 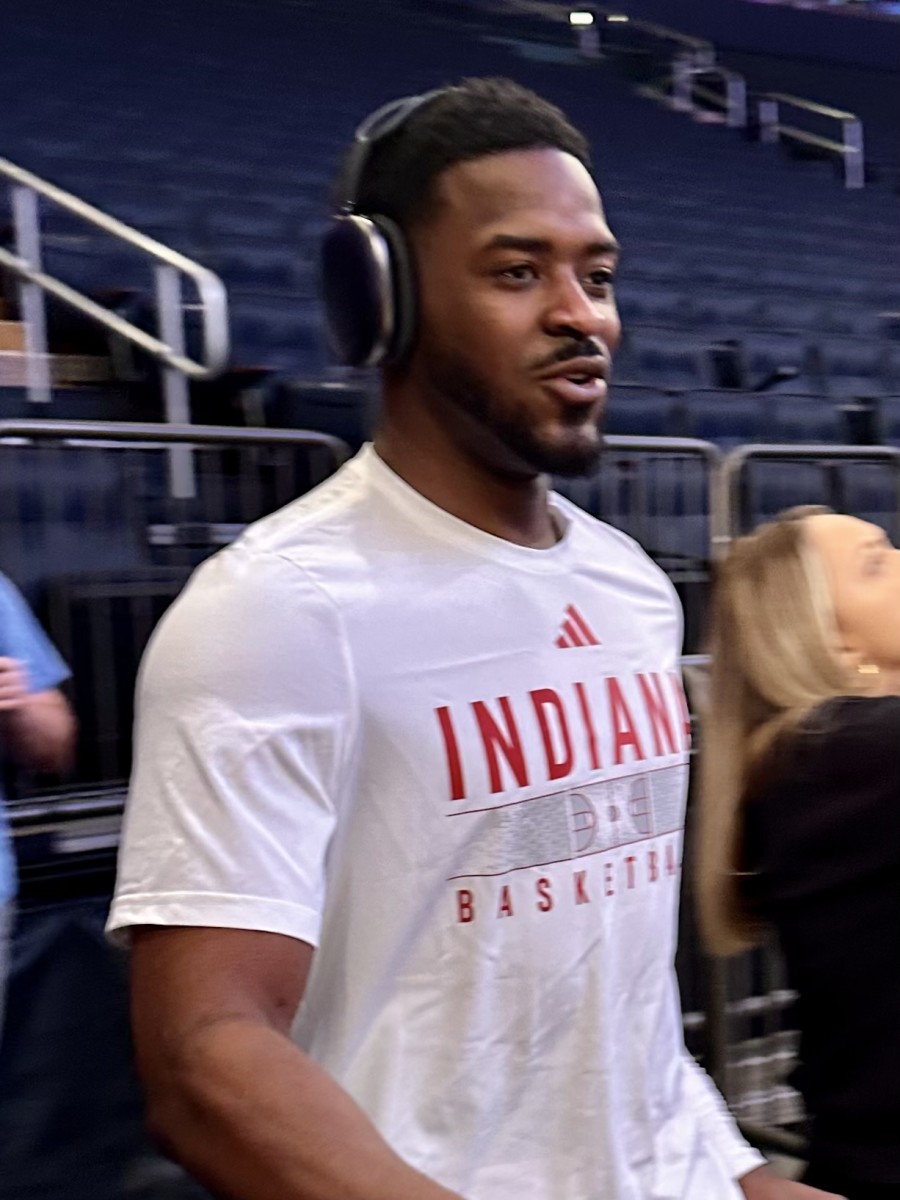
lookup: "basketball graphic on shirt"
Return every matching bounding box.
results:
[568,791,597,853]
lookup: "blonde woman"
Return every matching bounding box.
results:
[697,505,900,1200]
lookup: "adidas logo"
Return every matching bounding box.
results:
[555,604,600,649]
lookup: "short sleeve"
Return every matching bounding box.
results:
[106,544,358,947]
[0,573,69,693]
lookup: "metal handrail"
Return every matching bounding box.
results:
[595,9,715,62]
[759,92,858,123]
[0,418,350,456]
[0,250,226,379]
[499,1,715,65]
[9,785,127,830]
[0,155,229,406]
[0,417,351,507]
[603,434,721,461]
[756,93,864,188]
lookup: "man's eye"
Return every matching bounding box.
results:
[586,270,615,293]
[499,264,537,283]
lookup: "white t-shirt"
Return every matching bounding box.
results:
[108,445,763,1199]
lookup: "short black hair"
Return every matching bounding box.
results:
[345,77,592,231]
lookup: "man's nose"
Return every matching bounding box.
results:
[544,274,620,352]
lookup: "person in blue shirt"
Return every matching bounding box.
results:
[0,571,76,1033]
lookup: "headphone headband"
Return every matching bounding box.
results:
[338,88,446,214]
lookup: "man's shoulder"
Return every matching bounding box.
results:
[151,454,375,634]
[240,449,375,558]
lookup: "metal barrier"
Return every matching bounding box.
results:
[0,418,348,450]
[0,157,230,497]
[563,435,723,542]
[681,657,809,1156]
[713,442,900,549]
[0,420,350,795]
[558,435,721,653]
[756,93,865,188]
[702,938,808,1151]
[671,651,807,1150]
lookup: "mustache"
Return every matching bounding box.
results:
[531,338,609,373]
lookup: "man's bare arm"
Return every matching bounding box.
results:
[131,926,463,1200]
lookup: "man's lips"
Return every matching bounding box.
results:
[537,356,609,405]
[537,355,609,385]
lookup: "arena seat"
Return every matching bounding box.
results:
[685,391,772,447]
[262,379,376,449]
[773,393,844,442]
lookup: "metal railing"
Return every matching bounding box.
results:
[498,1,715,70]
[713,442,900,549]
[0,156,230,498]
[756,93,865,188]
[0,419,350,793]
[672,63,748,129]
[593,9,716,68]
[561,433,722,563]
[0,418,347,451]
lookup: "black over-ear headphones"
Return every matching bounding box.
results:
[320,90,445,368]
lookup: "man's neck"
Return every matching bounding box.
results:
[373,416,559,551]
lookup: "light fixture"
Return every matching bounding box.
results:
[606,13,630,21]
[569,11,595,26]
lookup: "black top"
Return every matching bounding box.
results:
[746,696,900,1183]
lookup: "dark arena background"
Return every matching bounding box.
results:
[0,0,898,1195]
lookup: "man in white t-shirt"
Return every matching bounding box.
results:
[107,79,841,1200]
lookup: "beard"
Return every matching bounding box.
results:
[421,340,605,479]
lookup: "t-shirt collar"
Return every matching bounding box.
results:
[360,443,575,573]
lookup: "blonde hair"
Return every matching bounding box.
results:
[695,506,856,956]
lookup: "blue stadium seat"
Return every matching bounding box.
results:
[605,387,688,438]
[0,444,150,606]
[264,379,375,449]
[685,391,771,448]
[618,331,704,389]
[772,395,843,443]
[229,302,328,374]
[733,459,832,532]
[615,283,695,328]
[877,396,900,446]
[839,462,900,536]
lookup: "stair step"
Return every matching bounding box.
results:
[0,321,26,352]
[0,352,112,388]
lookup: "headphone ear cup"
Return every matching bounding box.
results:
[371,214,417,366]
[320,215,396,367]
